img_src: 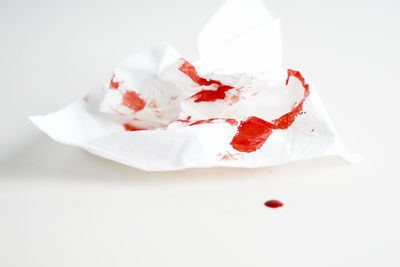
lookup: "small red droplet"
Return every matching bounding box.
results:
[311,128,315,132]
[264,200,284,208]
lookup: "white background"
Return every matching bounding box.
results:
[1,0,400,266]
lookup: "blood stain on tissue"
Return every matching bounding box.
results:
[230,87,244,104]
[271,100,306,130]
[122,91,146,112]
[123,124,145,131]
[179,60,222,86]
[176,116,192,123]
[264,200,284,208]
[109,73,120,89]
[169,96,179,103]
[178,59,234,103]
[189,118,238,127]
[230,94,240,103]
[190,85,234,103]
[154,110,163,119]
[148,99,158,108]
[230,69,310,153]
[271,69,310,130]
[218,151,243,161]
[230,116,275,153]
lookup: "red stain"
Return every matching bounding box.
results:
[191,85,234,103]
[176,116,192,123]
[218,151,243,161]
[148,99,158,108]
[230,87,244,104]
[169,96,178,103]
[272,70,310,130]
[109,73,120,90]
[230,116,275,153]
[230,94,240,103]
[179,59,222,86]
[123,124,145,131]
[178,59,234,102]
[286,69,310,94]
[189,118,238,127]
[221,154,232,160]
[154,110,163,119]
[311,128,315,133]
[122,91,146,112]
[223,119,239,126]
[230,69,310,153]
[271,98,306,130]
[264,200,284,208]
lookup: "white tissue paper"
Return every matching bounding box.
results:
[30,0,360,171]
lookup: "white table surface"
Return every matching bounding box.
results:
[1,0,400,266]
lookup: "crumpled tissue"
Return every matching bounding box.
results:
[30,0,360,171]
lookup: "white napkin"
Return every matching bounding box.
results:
[30,0,360,171]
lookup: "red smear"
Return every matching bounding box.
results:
[221,154,233,161]
[224,119,238,126]
[189,118,238,127]
[122,91,146,112]
[230,69,310,153]
[271,98,306,130]
[176,116,192,123]
[230,94,240,103]
[218,151,243,161]
[230,87,244,104]
[191,85,234,103]
[264,200,284,208]
[109,73,120,90]
[272,69,310,130]
[230,116,275,153]
[148,99,158,108]
[169,96,178,103]
[179,60,222,86]
[123,124,145,131]
[311,128,315,133]
[178,59,234,102]
[286,69,310,95]
[154,110,163,119]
